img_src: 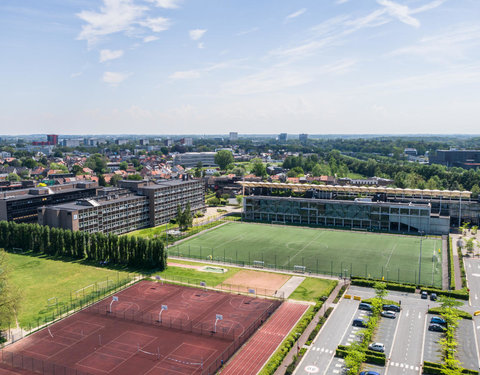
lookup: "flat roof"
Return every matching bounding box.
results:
[46,194,147,212]
[237,181,471,199]
[1,186,96,202]
[140,179,201,189]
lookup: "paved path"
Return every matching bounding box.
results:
[221,301,309,375]
[275,276,306,299]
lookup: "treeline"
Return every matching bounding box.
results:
[0,221,166,269]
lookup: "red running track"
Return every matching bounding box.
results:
[220,301,309,375]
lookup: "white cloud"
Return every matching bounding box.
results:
[197,42,204,49]
[103,71,129,85]
[143,35,159,42]
[100,49,124,62]
[285,8,307,21]
[377,0,446,28]
[140,16,170,32]
[335,0,350,4]
[189,29,206,41]
[77,0,147,45]
[169,70,201,79]
[145,0,181,8]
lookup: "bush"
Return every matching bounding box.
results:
[333,284,348,303]
[428,307,472,320]
[448,237,455,290]
[457,245,468,288]
[423,361,479,375]
[351,278,416,293]
[362,298,399,306]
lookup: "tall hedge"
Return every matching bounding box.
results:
[0,221,166,270]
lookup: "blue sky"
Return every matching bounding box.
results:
[1,0,479,135]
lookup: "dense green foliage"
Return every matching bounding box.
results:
[448,237,455,290]
[0,221,166,269]
[214,150,234,170]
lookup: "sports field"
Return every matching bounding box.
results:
[172,222,443,287]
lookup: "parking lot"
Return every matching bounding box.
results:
[295,285,480,375]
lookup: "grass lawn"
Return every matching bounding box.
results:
[172,222,443,287]
[7,253,134,328]
[288,278,337,302]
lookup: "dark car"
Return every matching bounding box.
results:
[353,318,368,327]
[421,291,428,299]
[383,304,401,312]
[429,323,446,332]
[430,293,437,301]
[360,372,380,375]
[359,302,373,311]
[430,317,447,326]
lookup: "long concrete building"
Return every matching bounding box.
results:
[238,182,476,235]
[38,178,205,235]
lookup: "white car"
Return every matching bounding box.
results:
[381,311,396,319]
[368,342,385,353]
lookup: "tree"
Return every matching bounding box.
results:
[214,150,234,170]
[110,174,122,186]
[7,173,20,182]
[251,158,266,177]
[0,250,22,332]
[86,154,107,174]
[49,162,68,173]
[232,166,246,177]
[119,161,128,171]
[71,165,84,175]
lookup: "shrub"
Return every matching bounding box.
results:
[428,307,472,320]
[420,287,469,301]
[448,237,455,290]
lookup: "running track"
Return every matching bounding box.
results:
[221,301,309,375]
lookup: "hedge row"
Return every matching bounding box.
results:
[448,237,455,290]
[336,345,386,366]
[305,307,333,346]
[258,305,317,375]
[423,361,479,375]
[351,277,416,293]
[362,298,400,306]
[420,286,469,301]
[333,284,348,304]
[428,307,472,320]
[457,243,468,288]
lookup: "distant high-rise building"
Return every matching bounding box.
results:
[278,133,287,142]
[165,138,173,147]
[229,132,238,142]
[299,133,308,143]
[180,137,193,146]
[47,134,58,145]
[139,139,149,146]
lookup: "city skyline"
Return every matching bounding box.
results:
[1,0,480,135]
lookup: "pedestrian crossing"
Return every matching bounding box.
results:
[309,347,334,354]
[390,362,419,371]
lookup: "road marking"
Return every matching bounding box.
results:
[400,363,404,368]
[475,294,478,300]
[347,338,353,342]
[335,364,342,368]
[410,365,414,370]
[406,310,409,317]
[320,348,324,352]
[333,370,339,374]
[338,359,344,363]
[420,312,428,371]
[415,367,419,371]
[469,264,472,268]
[472,320,480,370]
[418,312,422,319]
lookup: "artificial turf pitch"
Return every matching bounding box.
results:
[172,222,443,287]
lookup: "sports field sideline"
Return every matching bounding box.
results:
[172,222,443,287]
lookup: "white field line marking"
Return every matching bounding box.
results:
[384,243,398,270]
[283,231,325,267]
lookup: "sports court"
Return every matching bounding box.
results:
[173,222,443,287]
[1,280,281,375]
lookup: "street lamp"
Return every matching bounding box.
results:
[418,231,425,285]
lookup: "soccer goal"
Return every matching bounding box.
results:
[253,260,265,269]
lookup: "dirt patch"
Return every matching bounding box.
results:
[168,262,201,269]
[217,270,290,296]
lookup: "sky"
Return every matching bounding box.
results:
[1,0,479,135]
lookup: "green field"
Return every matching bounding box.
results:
[172,222,443,287]
[7,253,134,328]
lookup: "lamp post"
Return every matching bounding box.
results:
[418,231,425,285]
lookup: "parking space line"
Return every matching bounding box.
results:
[419,312,428,375]
[472,319,480,369]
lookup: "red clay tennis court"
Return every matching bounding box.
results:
[1,280,281,375]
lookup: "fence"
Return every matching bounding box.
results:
[86,304,237,341]
[169,244,443,288]
[201,300,281,375]
[1,350,92,375]
[3,274,137,345]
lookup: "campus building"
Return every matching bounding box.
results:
[238,182,475,235]
[0,181,98,223]
[38,178,205,235]
[429,149,480,169]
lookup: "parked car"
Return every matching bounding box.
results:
[353,318,368,327]
[430,317,447,326]
[421,291,428,299]
[359,302,373,311]
[360,372,380,375]
[430,293,437,301]
[368,342,385,353]
[381,311,396,319]
[383,304,401,312]
[429,323,446,332]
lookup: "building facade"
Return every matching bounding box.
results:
[173,152,217,167]
[0,181,98,223]
[38,179,205,235]
[239,181,473,234]
[429,149,480,169]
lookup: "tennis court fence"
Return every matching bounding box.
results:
[1,350,92,375]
